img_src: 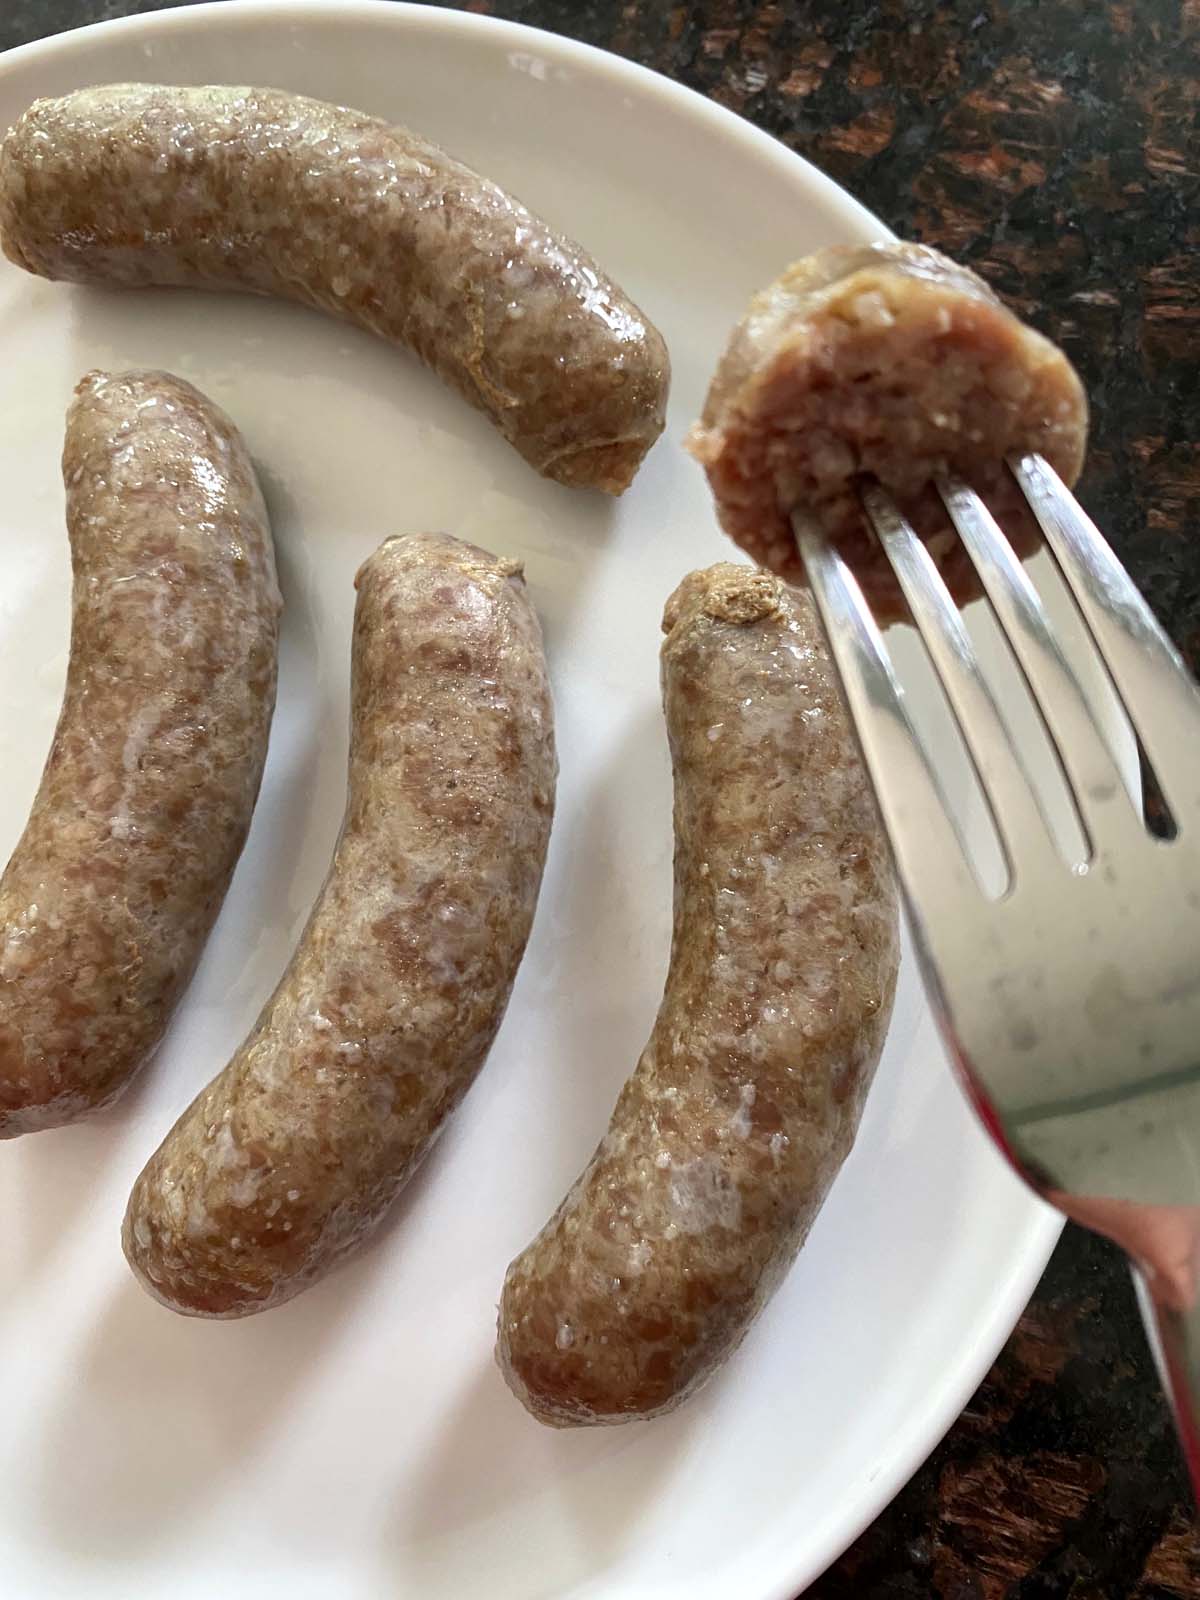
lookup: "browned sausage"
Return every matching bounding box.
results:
[123,532,556,1316]
[688,241,1087,610]
[0,84,670,494]
[497,563,898,1424]
[0,369,280,1138]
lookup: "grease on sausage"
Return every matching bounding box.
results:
[123,532,556,1316]
[497,563,898,1424]
[0,369,280,1138]
[0,84,670,494]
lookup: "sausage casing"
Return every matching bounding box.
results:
[0,84,670,494]
[123,532,556,1316]
[497,563,898,1424]
[0,370,280,1138]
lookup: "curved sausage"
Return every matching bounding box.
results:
[0,84,670,495]
[123,532,556,1317]
[687,241,1087,609]
[497,563,898,1425]
[0,369,280,1138]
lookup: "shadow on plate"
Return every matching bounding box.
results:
[379,1358,701,1600]
[516,701,672,1163]
[24,1254,380,1561]
[218,460,332,974]
[0,1117,138,1295]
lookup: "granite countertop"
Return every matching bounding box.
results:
[3,0,1198,1593]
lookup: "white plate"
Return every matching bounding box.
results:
[0,6,1064,1597]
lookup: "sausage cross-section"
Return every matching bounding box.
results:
[497,562,899,1424]
[0,84,670,494]
[124,532,556,1317]
[688,241,1088,607]
[0,369,280,1138]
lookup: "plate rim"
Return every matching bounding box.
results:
[0,5,1063,1595]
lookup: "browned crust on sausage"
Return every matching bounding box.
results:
[496,562,898,1424]
[0,370,280,1138]
[123,532,556,1316]
[687,242,1088,610]
[0,84,670,494]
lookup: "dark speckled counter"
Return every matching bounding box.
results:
[3,1,1198,1592]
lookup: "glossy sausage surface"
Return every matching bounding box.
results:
[124,532,556,1316]
[0,84,670,494]
[0,369,280,1138]
[497,563,898,1424]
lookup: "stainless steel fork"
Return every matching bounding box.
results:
[793,455,1200,1496]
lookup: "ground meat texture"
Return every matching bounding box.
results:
[496,563,899,1425]
[687,242,1088,609]
[0,84,670,495]
[123,532,556,1318]
[0,370,280,1138]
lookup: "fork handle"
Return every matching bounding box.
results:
[1054,1193,1200,1500]
[1133,1267,1200,1500]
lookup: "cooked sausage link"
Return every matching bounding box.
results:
[497,562,898,1424]
[0,83,670,494]
[123,532,556,1317]
[0,369,280,1138]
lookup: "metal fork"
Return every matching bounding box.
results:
[793,455,1200,1497]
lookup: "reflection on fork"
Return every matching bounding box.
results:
[794,454,1200,1498]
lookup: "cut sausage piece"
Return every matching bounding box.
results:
[123,532,556,1317]
[688,242,1088,607]
[0,84,670,494]
[497,563,898,1425]
[0,370,280,1139]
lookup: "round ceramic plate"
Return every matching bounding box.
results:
[0,6,1065,1597]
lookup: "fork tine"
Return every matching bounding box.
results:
[792,510,978,929]
[1011,452,1200,822]
[861,486,1063,887]
[937,474,1146,857]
